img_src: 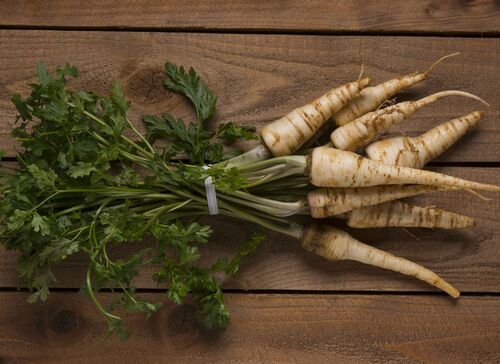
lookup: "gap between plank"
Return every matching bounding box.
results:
[0,286,499,297]
[0,24,498,38]
[3,156,500,167]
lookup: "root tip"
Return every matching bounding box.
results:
[425,52,461,75]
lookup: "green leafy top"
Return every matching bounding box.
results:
[0,62,272,340]
[144,62,257,164]
[143,113,257,164]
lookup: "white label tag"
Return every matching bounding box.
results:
[203,173,219,215]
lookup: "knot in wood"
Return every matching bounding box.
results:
[125,66,171,105]
[167,304,197,334]
[49,309,78,335]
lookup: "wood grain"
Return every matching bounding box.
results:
[0,30,498,161]
[0,292,498,363]
[1,166,498,293]
[0,0,498,34]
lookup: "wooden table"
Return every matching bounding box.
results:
[0,1,499,362]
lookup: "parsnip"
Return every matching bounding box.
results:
[366,111,484,168]
[261,78,370,156]
[347,201,474,229]
[302,224,459,297]
[309,147,500,191]
[357,112,482,229]
[330,91,487,151]
[332,53,459,126]
[307,184,446,217]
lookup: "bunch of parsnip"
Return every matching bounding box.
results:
[0,54,496,338]
[233,52,494,300]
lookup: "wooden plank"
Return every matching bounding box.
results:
[0,31,498,161]
[1,166,499,293]
[0,0,499,33]
[0,292,498,363]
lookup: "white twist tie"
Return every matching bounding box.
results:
[203,166,219,215]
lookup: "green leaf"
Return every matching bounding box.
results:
[143,113,190,142]
[143,112,220,163]
[167,277,189,304]
[153,221,212,248]
[36,62,52,86]
[67,162,97,178]
[74,140,99,154]
[107,317,130,342]
[110,83,130,115]
[31,212,50,236]
[217,122,258,143]
[100,209,146,244]
[226,232,264,277]
[164,63,217,122]
[27,164,57,190]
[211,232,264,277]
[123,290,162,319]
[56,63,78,79]
[11,93,32,121]
[57,215,73,230]
[195,289,230,330]
[7,209,32,232]
[27,271,55,303]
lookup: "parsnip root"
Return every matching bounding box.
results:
[307,184,447,217]
[309,147,500,192]
[347,201,475,229]
[331,92,487,151]
[301,224,460,298]
[261,78,370,156]
[332,53,460,126]
[366,111,484,168]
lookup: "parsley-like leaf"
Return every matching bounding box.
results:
[217,122,258,143]
[2,61,277,340]
[31,212,50,236]
[212,232,265,277]
[164,63,217,122]
[27,164,57,190]
[67,162,97,178]
[110,83,130,115]
[36,62,52,86]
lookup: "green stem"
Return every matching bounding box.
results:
[237,155,307,173]
[125,116,156,155]
[68,102,154,160]
[232,190,306,212]
[218,203,302,238]
[86,268,122,321]
[242,166,306,188]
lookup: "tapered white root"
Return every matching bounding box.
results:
[309,147,500,192]
[366,111,484,168]
[357,111,485,230]
[301,224,460,298]
[347,201,475,229]
[261,78,370,156]
[331,92,487,152]
[307,184,447,217]
[332,53,460,126]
